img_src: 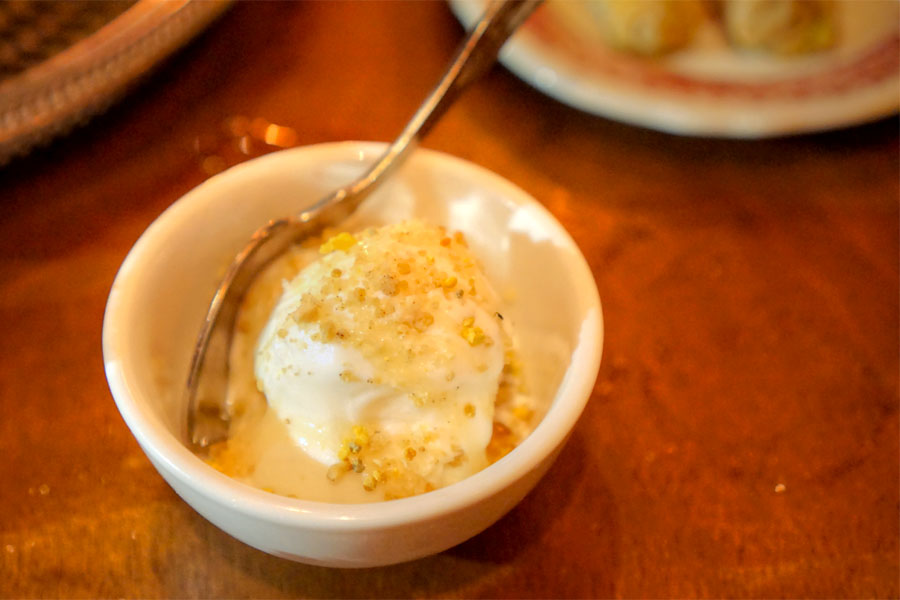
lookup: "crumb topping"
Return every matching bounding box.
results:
[261,221,503,403]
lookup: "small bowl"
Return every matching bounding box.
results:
[102,141,603,567]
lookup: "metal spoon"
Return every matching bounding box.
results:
[185,0,542,450]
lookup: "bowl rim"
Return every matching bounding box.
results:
[103,141,603,531]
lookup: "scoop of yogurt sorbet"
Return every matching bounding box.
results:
[253,221,512,498]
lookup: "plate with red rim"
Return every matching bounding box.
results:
[450,0,900,138]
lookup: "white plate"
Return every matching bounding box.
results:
[450,0,899,137]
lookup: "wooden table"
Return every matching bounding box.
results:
[2,2,897,597]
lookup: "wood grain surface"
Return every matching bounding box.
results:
[1,2,897,598]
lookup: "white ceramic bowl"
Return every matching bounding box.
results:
[103,141,602,567]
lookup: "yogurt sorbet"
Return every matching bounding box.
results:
[206,220,536,502]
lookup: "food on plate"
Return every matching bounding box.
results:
[205,220,536,502]
[578,0,838,57]
[722,0,836,55]
[586,0,707,56]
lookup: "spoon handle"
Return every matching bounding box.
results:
[186,0,541,449]
[302,0,542,225]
